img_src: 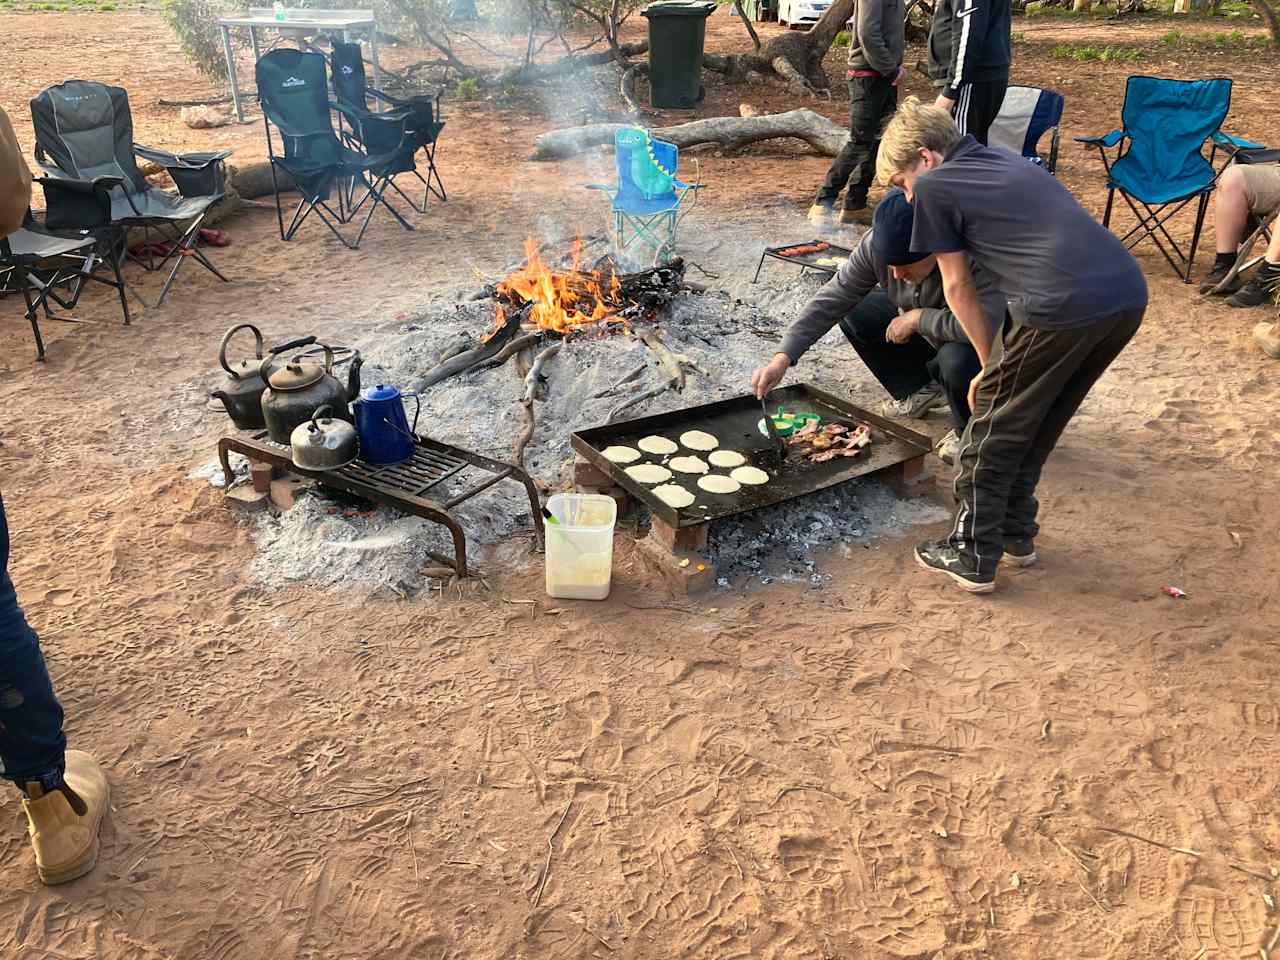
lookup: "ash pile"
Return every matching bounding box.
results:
[244,247,944,593]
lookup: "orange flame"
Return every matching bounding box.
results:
[495,237,625,334]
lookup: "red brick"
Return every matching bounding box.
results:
[269,476,313,512]
[250,460,276,493]
[225,487,271,514]
[636,535,717,596]
[884,455,932,496]
[573,459,614,489]
[649,516,708,554]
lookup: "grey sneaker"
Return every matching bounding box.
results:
[934,429,960,465]
[1003,537,1037,567]
[880,384,945,419]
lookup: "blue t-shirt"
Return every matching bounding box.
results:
[911,136,1148,330]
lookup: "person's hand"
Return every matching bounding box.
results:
[892,65,909,87]
[751,353,791,399]
[885,308,923,344]
[934,93,956,113]
[967,368,984,410]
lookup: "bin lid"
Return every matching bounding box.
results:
[642,0,717,16]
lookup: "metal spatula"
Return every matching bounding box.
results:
[760,395,786,466]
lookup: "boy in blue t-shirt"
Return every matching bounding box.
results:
[874,98,1148,593]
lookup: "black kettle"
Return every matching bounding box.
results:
[211,325,316,430]
[259,344,364,444]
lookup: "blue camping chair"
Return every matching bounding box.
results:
[1076,76,1259,282]
[587,128,701,266]
[987,85,1064,174]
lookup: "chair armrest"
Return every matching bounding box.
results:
[35,173,123,196]
[1074,129,1125,148]
[1213,131,1264,151]
[35,174,121,229]
[1235,147,1280,165]
[134,145,233,169]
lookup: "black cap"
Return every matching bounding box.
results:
[870,188,928,266]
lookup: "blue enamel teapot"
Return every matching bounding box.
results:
[353,383,421,464]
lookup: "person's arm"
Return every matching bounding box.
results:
[0,106,33,239]
[936,252,995,363]
[857,0,898,77]
[918,261,1005,344]
[752,235,880,397]
[944,0,992,100]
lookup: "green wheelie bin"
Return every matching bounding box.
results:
[642,1,717,109]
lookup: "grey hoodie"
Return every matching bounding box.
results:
[779,230,1006,364]
[847,0,905,76]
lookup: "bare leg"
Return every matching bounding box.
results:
[1215,166,1250,255]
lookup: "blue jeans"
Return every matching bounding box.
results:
[0,493,67,791]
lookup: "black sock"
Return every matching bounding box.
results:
[1214,251,1235,268]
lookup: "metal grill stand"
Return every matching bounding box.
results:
[219,432,544,576]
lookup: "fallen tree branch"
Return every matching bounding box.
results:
[639,329,684,391]
[478,332,545,370]
[532,109,849,161]
[159,94,232,108]
[522,341,564,404]
[420,306,524,390]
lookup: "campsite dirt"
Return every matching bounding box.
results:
[2,9,1280,960]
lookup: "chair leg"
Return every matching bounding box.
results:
[108,242,131,325]
[20,281,47,362]
[270,163,287,241]
[1185,191,1211,283]
[1102,187,1116,229]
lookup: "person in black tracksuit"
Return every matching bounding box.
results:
[927,0,1011,144]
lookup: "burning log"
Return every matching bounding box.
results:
[420,237,693,401]
[419,302,526,390]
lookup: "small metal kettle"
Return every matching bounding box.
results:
[211,326,316,430]
[259,344,363,444]
[353,383,421,464]
[290,404,359,471]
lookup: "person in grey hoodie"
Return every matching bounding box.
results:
[756,190,1004,462]
[810,0,907,225]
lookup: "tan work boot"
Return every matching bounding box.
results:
[1254,321,1280,359]
[22,750,110,885]
[807,202,834,224]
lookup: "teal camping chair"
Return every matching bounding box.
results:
[587,128,700,266]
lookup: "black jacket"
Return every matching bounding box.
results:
[927,0,1011,99]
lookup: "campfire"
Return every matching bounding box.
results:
[419,238,700,473]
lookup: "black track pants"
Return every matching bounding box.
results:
[947,307,1145,576]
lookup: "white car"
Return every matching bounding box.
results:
[777,0,833,28]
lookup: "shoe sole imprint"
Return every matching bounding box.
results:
[914,550,995,594]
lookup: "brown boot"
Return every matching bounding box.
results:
[22,750,109,885]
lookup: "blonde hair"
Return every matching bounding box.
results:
[875,97,962,185]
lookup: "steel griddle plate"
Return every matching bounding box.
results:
[571,383,932,528]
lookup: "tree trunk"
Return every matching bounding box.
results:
[758,0,856,93]
[1252,0,1280,43]
[532,109,849,160]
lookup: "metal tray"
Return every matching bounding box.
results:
[571,383,932,528]
[753,239,852,282]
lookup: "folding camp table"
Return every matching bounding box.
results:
[217,8,382,122]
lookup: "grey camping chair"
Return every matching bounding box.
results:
[2,207,130,362]
[30,80,231,306]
